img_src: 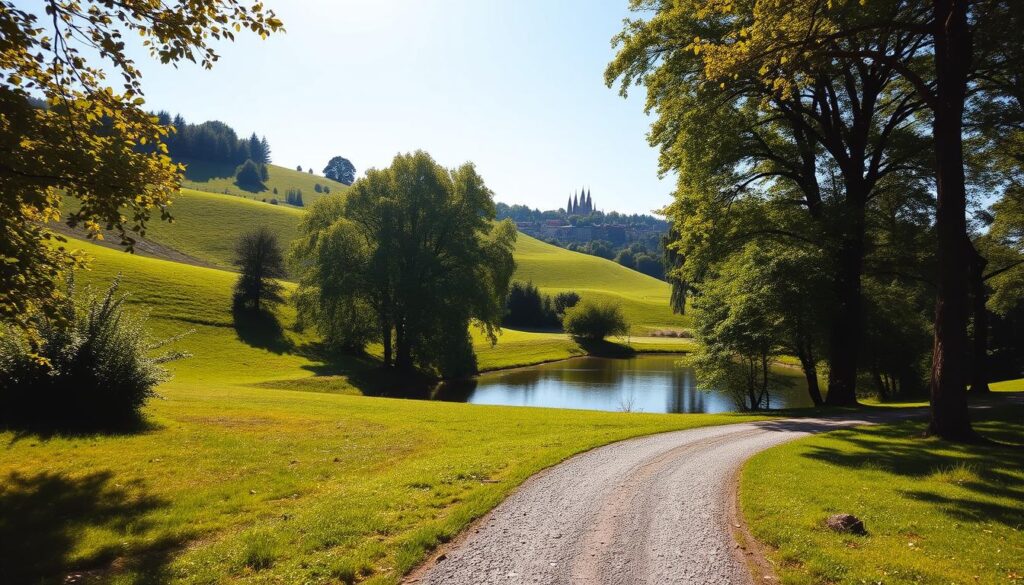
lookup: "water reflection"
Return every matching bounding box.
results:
[436,355,812,414]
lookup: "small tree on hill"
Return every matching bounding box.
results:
[323,156,357,185]
[235,159,264,188]
[296,165,303,172]
[233,227,286,312]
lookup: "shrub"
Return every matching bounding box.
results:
[0,276,189,429]
[503,281,559,329]
[562,300,629,341]
[235,158,264,187]
[553,291,581,314]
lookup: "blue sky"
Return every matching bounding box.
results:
[127,0,671,214]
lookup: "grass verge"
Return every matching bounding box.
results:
[1,383,772,584]
[740,393,1024,585]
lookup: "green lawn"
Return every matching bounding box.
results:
[741,394,1024,585]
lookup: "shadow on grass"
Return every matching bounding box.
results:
[791,401,1024,529]
[288,342,442,399]
[232,305,292,354]
[233,179,267,194]
[0,471,181,584]
[574,338,637,358]
[179,158,233,183]
[3,415,161,446]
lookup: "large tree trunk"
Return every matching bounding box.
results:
[825,198,866,406]
[926,0,976,440]
[968,243,990,393]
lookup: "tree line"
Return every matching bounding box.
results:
[155,112,272,167]
[607,0,1024,437]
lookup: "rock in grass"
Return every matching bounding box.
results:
[826,513,866,535]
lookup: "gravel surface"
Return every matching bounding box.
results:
[409,414,907,585]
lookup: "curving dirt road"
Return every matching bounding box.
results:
[407,414,910,585]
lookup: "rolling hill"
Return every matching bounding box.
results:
[178,159,349,207]
[64,187,689,332]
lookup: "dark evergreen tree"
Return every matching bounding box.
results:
[233,227,286,312]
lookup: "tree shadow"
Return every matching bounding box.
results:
[0,471,180,584]
[784,403,1024,529]
[179,158,233,182]
[574,337,637,358]
[232,305,292,354]
[3,416,161,445]
[233,179,268,194]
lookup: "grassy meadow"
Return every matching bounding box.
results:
[0,239,755,584]
[63,187,689,332]
[741,388,1024,585]
[179,159,349,207]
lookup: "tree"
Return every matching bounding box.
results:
[503,281,560,329]
[562,300,629,341]
[296,165,303,172]
[291,151,516,377]
[660,0,1022,439]
[553,291,581,314]
[233,227,287,313]
[235,159,264,188]
[0,1,282,336]
[607,1,933,408]
[324,156,357,185]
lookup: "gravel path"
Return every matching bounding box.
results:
[408,413,910,585]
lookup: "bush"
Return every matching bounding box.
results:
[235,158,264,187]
[562,300,629,341]
[503,281,559,329]
[553,291,581,314]
[0,277,189,429]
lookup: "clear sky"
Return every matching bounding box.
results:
[126,0,671,215]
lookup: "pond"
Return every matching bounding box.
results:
[436,354,814,414]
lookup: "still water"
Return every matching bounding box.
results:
[436,354,813,414]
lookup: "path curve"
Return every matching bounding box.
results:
[408,413,910,585]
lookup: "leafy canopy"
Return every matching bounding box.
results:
[0,1,282,331]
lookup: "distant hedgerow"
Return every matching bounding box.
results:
[0,276,190,430]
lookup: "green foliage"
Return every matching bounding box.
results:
[562,300,629,341]
[232,227,287,313]
[323,155,357,185]
[291,151,517,376]
[503,281,560,330]
[0,0,282,333]
[234,159,265,188]
[687,251,778,411]
[0,276,188,429]
[552,291,581,314]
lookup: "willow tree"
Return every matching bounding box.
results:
[0,1,282,333]
[291,151,517,378]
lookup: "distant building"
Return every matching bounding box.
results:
[566,187,594,216]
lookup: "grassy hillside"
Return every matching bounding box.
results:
[179,159,348,207]
[71,188,689,331]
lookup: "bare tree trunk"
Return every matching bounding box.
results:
[926,0,976,441]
